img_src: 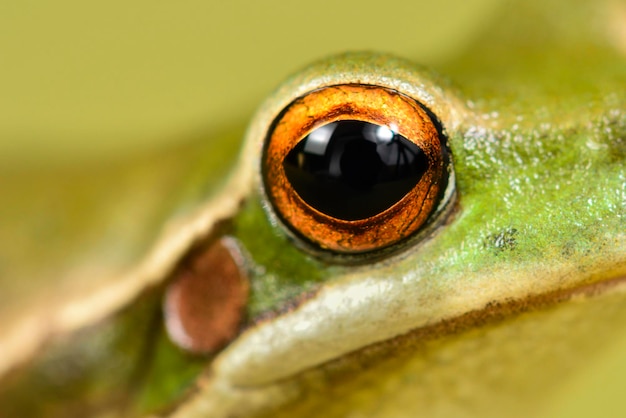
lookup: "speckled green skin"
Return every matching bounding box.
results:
[241,96,625,315]
[216,14,626,412]
[237,49,625,317]
[0,0,625,416]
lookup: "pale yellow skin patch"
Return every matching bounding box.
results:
[215,252,625,388]
[173,278,626,418]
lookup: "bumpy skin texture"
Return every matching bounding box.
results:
[0,0,625,416]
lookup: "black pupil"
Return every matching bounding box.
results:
[284,120,429,220]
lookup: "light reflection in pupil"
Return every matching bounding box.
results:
[284,120,429,220]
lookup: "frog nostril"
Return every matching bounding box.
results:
[262,84,450,255]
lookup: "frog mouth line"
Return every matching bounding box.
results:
[171,269,626,417]
[335,270,626,368]
[251,268,626,387]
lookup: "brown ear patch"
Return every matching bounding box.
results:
[164,237,249,354]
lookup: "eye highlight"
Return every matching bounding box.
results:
[262,84,449,254]
[284,120,429,221]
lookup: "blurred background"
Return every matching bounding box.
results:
[1,1,625,417]
[0,0,504,168]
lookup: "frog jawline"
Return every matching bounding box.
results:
[211,240,626,388]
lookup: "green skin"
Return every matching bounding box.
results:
[0,0,625,416]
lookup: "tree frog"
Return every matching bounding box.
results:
[0,0,624,417]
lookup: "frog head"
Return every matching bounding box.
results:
[0,0,625,417]
[162,45,624,416]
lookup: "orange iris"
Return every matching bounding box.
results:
[262,84,448,254]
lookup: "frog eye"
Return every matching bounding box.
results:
[262,84,450,254]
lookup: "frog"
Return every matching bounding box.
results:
[0,0,625,417]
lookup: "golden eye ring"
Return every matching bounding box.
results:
[262,84,449,254]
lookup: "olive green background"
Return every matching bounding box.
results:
[1,1,625,416]
[0,0,503,167]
